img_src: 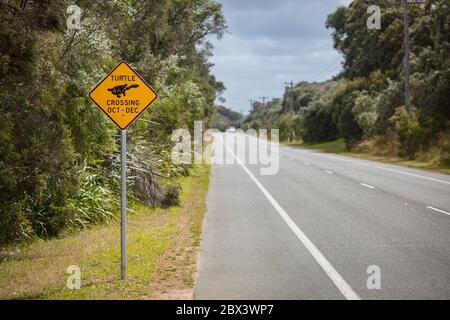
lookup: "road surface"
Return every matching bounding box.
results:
[194,132,450,299]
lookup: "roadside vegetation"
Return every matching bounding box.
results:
[0,1,226,246]
[244,0,449,172]
[0,165,209,300]
[294,139,450,174]
[211,105,243,131]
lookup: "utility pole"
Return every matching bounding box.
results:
[249,99,254,113]
[284,81,294,114]
[403,0,411,113]
[259,96,269,107]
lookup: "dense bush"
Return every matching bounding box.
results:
[390,107,427,159]
[244,0,449,163]
[437,129,450,166]
[160,184,182,208]
[300,103,338,143]
[0,0,226,245]
[212,105,242,131]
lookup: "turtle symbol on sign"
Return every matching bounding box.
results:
[108,84,140,98]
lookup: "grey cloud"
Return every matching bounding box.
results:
[224,1,337,39]
[211,0,350,113]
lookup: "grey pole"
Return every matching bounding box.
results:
[284,81,294,114]
[249,99,254,112]
[403,0,411,113]
[120,129,127,280]
[259,96,268,107]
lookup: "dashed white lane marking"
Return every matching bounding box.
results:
[325,170,334,175]
[426,206,450,216]
[304,162,310,166]
[224,143,360,300]
[360,183,376,189]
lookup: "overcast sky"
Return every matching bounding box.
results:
[209,0,352,114]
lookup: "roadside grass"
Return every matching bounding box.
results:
[290,138,450,175]
[0,165,210,300]
[300,139,347,154]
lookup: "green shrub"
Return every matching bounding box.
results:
[160,184,181,208]
[299,104,338,143]
[352,90,378,137]
[390,107,426,159]
[0,0,225,246]
[437,129,450,166]
[276,117,296,141]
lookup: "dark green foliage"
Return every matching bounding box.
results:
[0,0,226,245]
[437,129,450,166]
[300,105,338,143]
[326,0,406,80]
[390,107,427,159]
[326,0,450,144]
[276,117,295,141]
[160,184,181,208]
[244,82,340,143]
[212,105,242,131]
[245,0,448,163]
[330,79,369,145]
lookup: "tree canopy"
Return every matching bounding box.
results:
[0,0,226,244]
[245,0,449,162]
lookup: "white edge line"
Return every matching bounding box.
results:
[224,143,360,300]
[360,183,376,189]
[304,152,370,166]
[374,166,450,185]
[426,206,450,216]
[296,147,450,186]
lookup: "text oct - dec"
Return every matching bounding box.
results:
[107,107,140,114]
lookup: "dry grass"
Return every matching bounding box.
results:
[0,165,210,300]
[148,165,210,299]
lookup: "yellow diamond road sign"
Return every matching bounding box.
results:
[89,61,157,130]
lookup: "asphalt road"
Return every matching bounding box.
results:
[194,132,450,300]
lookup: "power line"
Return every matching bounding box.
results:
[311,56,343,81]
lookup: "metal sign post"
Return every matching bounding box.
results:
[88,61,157,280]
[120,129,127,280]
